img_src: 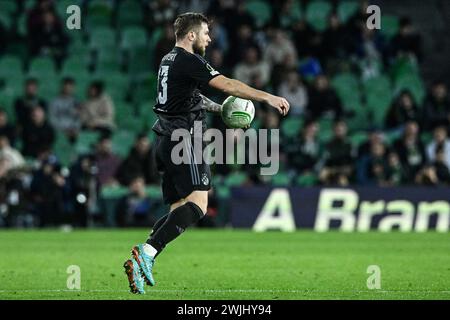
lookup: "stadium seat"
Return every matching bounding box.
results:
[89,27,116,51]
[111,130,136,157]
[295,173,318,187]
[271,172,292,186]
[86,0,113,28]
[331,72,359,95]
[0,55,23,79]
[131,73,158,105]
[127,46,154,76]
[39,80,60,101]
[380,15,399,39]
[279,0,302,28]
[281,116,303,138]
[245,0,273,28]
[101,185,129,199]
[94,49,122,73]
[394,76,425,105]
[145,186,162,199]
[138,102,158,125]
[0,12,13,31]
[54,132,76,167]
[116,0,144,28]
[305,0,332,32]
[224,171,248,187]
[28,57,57,78]
[349,131,368,148]
[0,92,16,124]
[0,1,17,16]
[75,131,101,155]
[366,94,391,129]
[337,1,359,23]
[92,71,129,100]
[121,26,148,50]
[346,104,370,132]
[363,74,392,96]
[61,56,89,75]
[317,117,334,144]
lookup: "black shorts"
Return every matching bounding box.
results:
[154,134,211,205]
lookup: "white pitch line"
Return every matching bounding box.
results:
[0,289,449,294]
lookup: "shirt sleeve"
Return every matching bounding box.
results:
[184,54,221,86]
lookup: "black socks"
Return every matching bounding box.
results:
[147,202,204,255]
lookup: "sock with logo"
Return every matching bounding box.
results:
[146,202,204,255]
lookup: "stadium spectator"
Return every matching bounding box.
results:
[426,126,450,168]
[116,134,159,186]
[306,74,342,120]
[357,129,385,159]
[393,121,427,182]
[273,0,301,30]
[146,0,179,30]
[284,119,321,173]
[277,70,308,116]
[322,14,352,64]
[208,0,255,42]
[154,23,176,72]
[273,53,299,91]
[93,136,121,187]
[263,29,298,69]
[319,120,354,186]
[422,81,450,131]
[233,46,271,89]
[356,140,388,185]
[48,77,81,142]
[415,164,439,185]
[14,78,47,131]
[21,106,55,158]
[389,17,423,62]
[67,154,99,227]
[28,7,68,66]
[226,24,259,67]
[116,176,157,227]
[0,136,25,173]
[80,81,115,137]
[431,145,450,184]
[291,19,320,59]
[385,152,405,186]
[0,16,8,55]
[385,90,420,131]
[207,15,229,53]
[26,0,55,30]
[29,156,66,227]
[0,109,17,147]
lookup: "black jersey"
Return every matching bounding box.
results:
[152,46,221,136]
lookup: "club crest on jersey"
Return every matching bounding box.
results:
[201,173,209,186]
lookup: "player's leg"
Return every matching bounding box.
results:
[146,190,207,254]
[149,190,208,239]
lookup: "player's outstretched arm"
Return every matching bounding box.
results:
[199,94,222,113]
[208,75,290,116]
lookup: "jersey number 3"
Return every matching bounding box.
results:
[158,66,169,104]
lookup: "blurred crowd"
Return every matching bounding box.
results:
[0,0,449,228]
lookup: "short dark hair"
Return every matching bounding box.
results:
[173,12,209,40]
[62,77,75,85]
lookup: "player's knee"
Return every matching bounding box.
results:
[185,191,208,215]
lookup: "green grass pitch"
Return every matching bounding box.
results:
[0,229,449,300]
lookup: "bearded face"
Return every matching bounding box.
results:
[193,37,205,56]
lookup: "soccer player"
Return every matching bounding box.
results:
[123,12,290,294]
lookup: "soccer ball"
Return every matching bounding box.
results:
[221,96,255,129]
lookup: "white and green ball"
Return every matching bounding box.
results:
[221,96,255,129]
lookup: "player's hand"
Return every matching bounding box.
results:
[266,95,290,116]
